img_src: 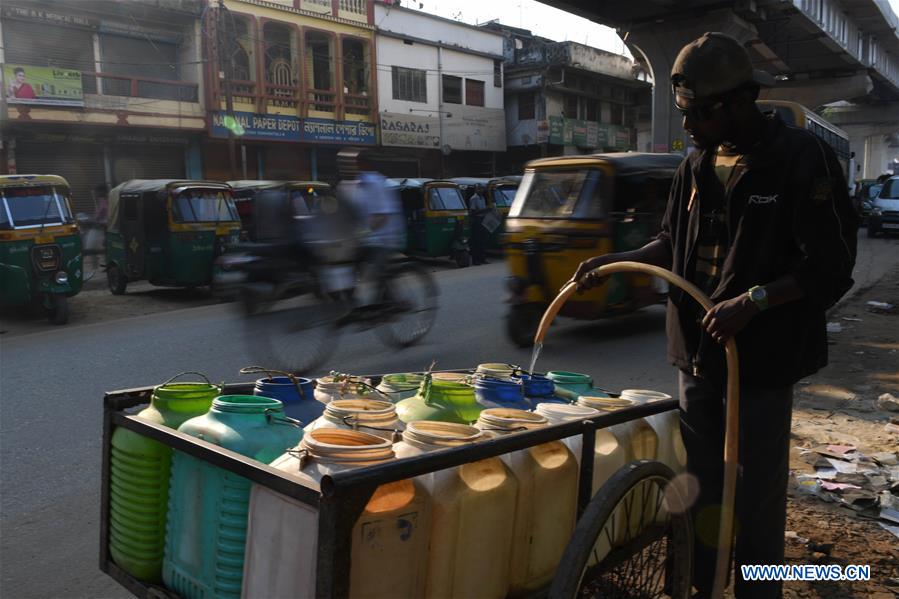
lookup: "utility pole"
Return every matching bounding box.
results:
[218,0,237,180]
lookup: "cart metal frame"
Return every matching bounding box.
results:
[100,380,678,599]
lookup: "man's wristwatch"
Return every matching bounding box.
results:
[747,285,769,311]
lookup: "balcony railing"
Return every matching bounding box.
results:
[264,83,300,111]
[82,72,199,103]
[306,89,336,113]
[344,93,370,116]
[339,0,366,14]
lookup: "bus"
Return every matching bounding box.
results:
[756,100,851,181]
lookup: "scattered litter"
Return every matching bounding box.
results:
[866,300,895,313]
[821,481,861,492]
[842,316,863,322]
[825,444,856,455]
[826,322,842,333]
[784,530,809,544]
[826,457,859,474]
[876,393,899,413]
[872,452,898,466]
[885,423,899,434]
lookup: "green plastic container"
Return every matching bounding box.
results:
[376,373,426,403]
[108,373,220,583]
[395,373,482,424]
[163,395,301,599]
[546,371,594,395]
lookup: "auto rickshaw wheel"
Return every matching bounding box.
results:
[548,460,692,599]
[107,264,127,295]
[48,294,69,326]
[453,249,471,268]
[506,303,544,348]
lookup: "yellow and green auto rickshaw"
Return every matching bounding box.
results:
[105,180,240,294]
[452,177,520,250]
[504,152,682,346]
[389,178,471,268]
[0,174,83,324]
[228,180,333,241]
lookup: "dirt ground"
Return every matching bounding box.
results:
[780,267,899,598]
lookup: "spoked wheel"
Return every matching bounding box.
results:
[549,460,693,599]
[375,262,439,348]
[245,290,342,376]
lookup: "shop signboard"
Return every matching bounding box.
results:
[2,63,84,107]
[211,111,376,144]
[380,112,440,148]
[549,116,634,150]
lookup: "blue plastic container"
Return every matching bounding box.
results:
[473,377,532,411]
[253,376,323,425]
[516,373,567,405]
[163,395,301,599]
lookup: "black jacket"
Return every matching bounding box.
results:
[658,114,857,389]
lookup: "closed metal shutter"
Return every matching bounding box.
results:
[112,146,185,183]
[3,19,95,71]
[16,142,105,215]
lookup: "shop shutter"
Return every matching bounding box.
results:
[16,142,105,215]
[112,146,185,184]
[3,20,95,88]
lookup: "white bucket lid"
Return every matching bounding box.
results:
[578,396,636,411]
[535,403,601,423]
[402,421,485,448]
[619,389,672,403]
[476,408,548,433]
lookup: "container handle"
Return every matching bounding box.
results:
[479,426,530,433]
[159,371,214,387]
[329,370,391,401]
[265,408,303,428]
[341,415,402,443]
[286,447,310,470]
[241,366,309,402]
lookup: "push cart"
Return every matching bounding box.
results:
[100,377,692,599]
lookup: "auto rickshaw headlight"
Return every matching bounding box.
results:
[55,271,69,284]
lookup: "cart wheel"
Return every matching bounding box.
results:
[107,264,127,295]
[454,249,471,268]
[506,303,544,348]
[48,294,69,325]
[549,460,692,599]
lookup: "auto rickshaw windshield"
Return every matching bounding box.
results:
[510,169,605,219]
[428,186,466,211]
[172,189,239,222]
[0,186,73,229]
[493,186,517,207]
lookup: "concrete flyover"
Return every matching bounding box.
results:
[539,0,899,177]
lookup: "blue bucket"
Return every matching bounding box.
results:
[515,373,567,405]
[254,376,323,425]
[474,377,532,411]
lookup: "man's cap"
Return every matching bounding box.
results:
[671,32,773,102]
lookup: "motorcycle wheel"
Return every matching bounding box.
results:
[375,262,439,348]
[107,264,127,295]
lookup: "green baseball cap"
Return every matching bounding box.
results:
[671,32,773,103]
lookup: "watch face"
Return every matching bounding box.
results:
[751,287,767,302]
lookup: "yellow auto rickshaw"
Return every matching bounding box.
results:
[0,174,83,324]
[389,178,471,268]
[452,177,520,251]
[504,153,682,346]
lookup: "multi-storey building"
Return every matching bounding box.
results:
[0,0,206,213]
[374,0,506,178]
[203,0,377,183]
[484,23,651,174]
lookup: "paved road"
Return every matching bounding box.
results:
[1,236,895,598]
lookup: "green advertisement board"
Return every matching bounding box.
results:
[548,116,633,150]
[3,63,84,107]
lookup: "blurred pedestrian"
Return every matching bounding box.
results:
[93,184,109,225]
[468,184,488,265]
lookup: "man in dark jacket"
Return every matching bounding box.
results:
[573,32,857,598]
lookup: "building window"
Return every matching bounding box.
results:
[585,98,599,122]
[563,94,578,119]
[263,22,296,89]
[494,59,502,87]
[518,92,535,120]
[443,75,462,104]
[305,31,334,91]
[465,79,485,106]
[342,38,370,96]
[610,103,623,125]
[223,17,255,82]
[392,66,427,103]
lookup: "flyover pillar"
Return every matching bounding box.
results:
[625,10,758,154]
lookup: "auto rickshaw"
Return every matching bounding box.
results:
[105,180,240,294]
[389,178,471,268]
[452,177,520,251]
[503,152,682,346]
[0,174,83,324]
[228,180,332,241]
